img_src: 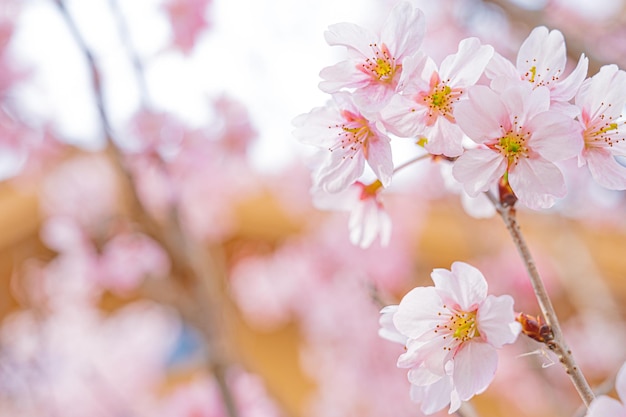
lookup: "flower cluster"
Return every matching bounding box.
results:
[379,262,520,414]
[295,1,626,246]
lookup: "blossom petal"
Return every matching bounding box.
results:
[508,157,565,209]
[431,262,488,311]
[456,86,508,143]
[423,119,465,157]
[440,37,493,88]
[452,149,507,197]
[477,295,520,348]
[315,150,365,193]
[380,94,430,137]
[410,376,455,415]
[365,133,393,187]
[324,22,376,58]
[516,27,566,89]
[394,286,443,339]
[551,53,588,103]
[452,341,498,401]
[527,111,583,161]
[319,60,370,93]
[380,1,425,58]
[585,147,626,190]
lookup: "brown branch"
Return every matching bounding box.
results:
[485,192,595,407]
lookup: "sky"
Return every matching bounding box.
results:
[9,0,391,173]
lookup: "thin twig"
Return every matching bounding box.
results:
[486,191,595,407]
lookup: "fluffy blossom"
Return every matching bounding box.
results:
[313,180,392,248]
[293,92,393,193]
[453,84,582,209]
[319,1,425,110]
[575,64,626,189]
[487,26,588,116]
[585,361,626,417]
[381,37,493,156]
[381,262,520,414]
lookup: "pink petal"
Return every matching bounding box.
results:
[380,94,430,137]
[423,119,465,157]
[527,111,583,161]
[577,65,626,121]
[324,22,376,58]
[551,53,588,103]
[439,37,493,88]
[485,52,518,83]
[365,132,393,187]
[431,262,488,311]
[452,341,498,401]
[585,147,626,190]
[315,150,365,193]
[456,86,508,143]
[394,287,443,339]
[452,149,507,197]
[380,1,425,59]
[500,83,550,125]
[410,376,455,415]
[476,294,520,348]
[319,60,370,93]
[508,157,566,209]
[516,27,566,88]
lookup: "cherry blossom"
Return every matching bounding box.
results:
[293,92,393,193]
[383,262,520,414]
[453,84,582,209]
[313,180,391,248]
[319,1,425,110]
[575,64,626,190]
[381,38,493,157]
[585,361,626,417]
[487,26,588,116]
[163,0,212,53]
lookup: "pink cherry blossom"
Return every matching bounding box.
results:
[163,0,212,54]
[381,37,493,157]
[293,92,393,193]
[98,232,171,295]
[312,180,392,248]
[453,84,582,209]
[487,26,588,116]
[575,64,626,190]
[385,262,520,414]
[585,361,626,417]
[319,1,425,110]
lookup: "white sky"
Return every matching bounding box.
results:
[10,0,388,172]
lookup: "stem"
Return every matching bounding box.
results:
[486,192,595,407]
[392,152,432,174]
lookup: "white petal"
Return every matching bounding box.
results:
[431,262,488,311]
[452,149,507,197]
[394,286,443,339]
[585,147,626,190]
[440,37,494,87]
[508,157,566,209]
[456,86,508,143]
[452,341,498,400]
[477,295,520,348]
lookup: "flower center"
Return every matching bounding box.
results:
[449,310,480,342]
[328,110,375,159]
[522,59,561,87]
[584,107,625,149]
[492,124,530,167]
[417,72,462,126]
[435,304,481,350]
[359,43,398,83]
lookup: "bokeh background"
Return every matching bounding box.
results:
[2,1,626,416]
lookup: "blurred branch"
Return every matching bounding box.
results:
[51,2,240,417]
[107,0,151,108]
